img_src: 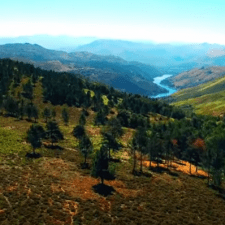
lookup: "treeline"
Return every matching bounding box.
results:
[0,59,187,130]
[130,114,225,187]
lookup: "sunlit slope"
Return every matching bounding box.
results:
[171,75,225,116]
[172,75,225,102]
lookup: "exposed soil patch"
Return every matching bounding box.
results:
[143,159,208,177]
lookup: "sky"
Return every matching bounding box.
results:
[0,0,225,44]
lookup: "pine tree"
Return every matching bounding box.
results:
[73,125,86,140]
[32,104,39,123]
[46,121,64,147]
[79,134,93,166]
[43,107,51,123]
[79,112,86,126]
[52,108,56,120]
[205,133,225,186]
[22,79,33,101]
[18,99,24,120]
[94,110,106,126]
[62,108,69,125]
[3,96,19,117]
[92,144,109,185]
[25,103,33,121]
[27,124,45,154]
[102,131,120,159]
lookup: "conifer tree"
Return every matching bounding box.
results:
[52,108,56,120]
[32,104,39,123]
[205,133,225,186]
[46,121,64,147]
[73,125,86,140]
[43,107,51,123]
[132,127,148,173]
[3,96,19,117]
[79,134,93,166]
[92,144,109,185]
[62,108,69,125]
[22,79,33,101]
[79,112,86,126]
[27,124,45,154]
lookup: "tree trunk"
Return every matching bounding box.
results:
[157,152,159,167]
[208,165,210,185]
[149,157,152,169]
[100,176,104,185]
[133,149,136,174]
[33,147,36,155]
[108,148,111,160]
[140,151,143,173]
[196,165,198,173]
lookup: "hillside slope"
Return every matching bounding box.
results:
[0,43,166,96]
[170,75,225,115]
[163,66,225,90]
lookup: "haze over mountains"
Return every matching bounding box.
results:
[0,35,98,51]
[2,35,225,75]
[75,39,225,74]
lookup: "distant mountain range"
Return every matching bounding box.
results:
[0,43,166,96]
[2,36,225,75]
[0,35,98,50]
[74,40,225,74]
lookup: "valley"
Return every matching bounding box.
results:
[0,43,167,97]
[151,74,177,98]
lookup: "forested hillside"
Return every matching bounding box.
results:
[0,59,225,224]
[0,43,167,97]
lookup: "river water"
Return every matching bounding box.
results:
[151,74,177,98]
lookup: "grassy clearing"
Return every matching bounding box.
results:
[172,90,225,116]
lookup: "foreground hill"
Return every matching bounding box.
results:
[0,43,166,96]
[1,59,225,224]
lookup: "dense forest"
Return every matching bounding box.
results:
[1,58,225,224]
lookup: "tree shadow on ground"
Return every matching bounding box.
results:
[80,162,91,169]
[92,183,116,197]
[149,166,170,174]
[190,174,207,179]
[109,158,121,163]
[175,160,186,166]
[209,184,225,194]
[132,170,152,177]
[168,171,179,177]
[26,152,42,159]
[43,144,63,150]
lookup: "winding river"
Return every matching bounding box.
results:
[151,74,177,98]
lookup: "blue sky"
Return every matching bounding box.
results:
[0,0,225,44]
